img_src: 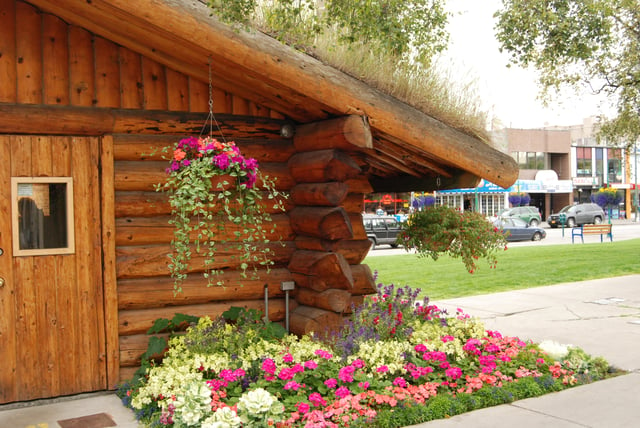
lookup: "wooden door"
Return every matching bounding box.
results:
[0,135,107,403]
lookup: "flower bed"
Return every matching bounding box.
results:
[118,281,613,427]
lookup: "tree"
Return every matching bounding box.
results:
[208,0,450,67]
[494,0,640,147]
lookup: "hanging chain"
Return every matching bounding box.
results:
[436,176,441,189]
[200,56,226,142]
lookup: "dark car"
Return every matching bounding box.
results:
[493,217,546,242]
[500,206,542,226]
[547,203,605,228]
[363,215,403,250]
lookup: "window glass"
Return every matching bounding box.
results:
[11,178,75,256]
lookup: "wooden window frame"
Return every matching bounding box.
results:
[11,177,75,256]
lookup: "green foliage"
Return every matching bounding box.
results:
[495,0,640,147]
[133,313,201,384]
[222,306,287,341]
[208,0,450,67]
[398,206,507,273]
[156,136,287,292]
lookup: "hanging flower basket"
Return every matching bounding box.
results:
[157,136,286,292]
[508,193,522,206]
[399,205,507,273]
[591,187,622,208]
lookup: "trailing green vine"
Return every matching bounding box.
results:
[156,136,287,292]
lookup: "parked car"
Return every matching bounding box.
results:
[363,214,403,250]
[492,217,546,242]
[547,203,605,228]
[500,206,542,226]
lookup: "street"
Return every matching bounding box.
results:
[366,220,640,256]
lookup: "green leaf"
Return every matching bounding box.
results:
[147,318,170,334]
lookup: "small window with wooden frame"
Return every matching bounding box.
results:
[11,177,75,256]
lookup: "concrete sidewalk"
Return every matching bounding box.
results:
[1,275,639,428]
[411,274,640,428]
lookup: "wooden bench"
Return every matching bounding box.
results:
[571,224,613,243]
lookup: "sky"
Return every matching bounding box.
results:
[440,0,609,129]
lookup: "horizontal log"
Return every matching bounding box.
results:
[344,176,373,194]
[114,160,294,191]
[115,213,293,246]
[293,115,372,152]
[288,149,361,183]
[290,182,348,207]
[293,288,360,314]
[114,190,292,217]
[115,191,171,217]
[289,206,353,240]
[349,264,377,296]
[0,103,292,137]
[120,333,171,367]
[119,366,139,383]
[117,268,294,309]
[289,274,329,293]
[349,212,367,240]
[116,242,296,278]
[288,250,353,288]
[119,298,289,336]
[341,193,365,214]
[113,134,296,163]
[288,305,345,337]
[294,237,371,265]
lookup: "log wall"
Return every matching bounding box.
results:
[112,134,298,381]
[0,0,280,118]
[287,117,377,337]
[0,0,377,384]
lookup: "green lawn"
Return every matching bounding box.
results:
[364,238,640,300]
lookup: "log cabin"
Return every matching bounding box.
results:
[0,0,518,403]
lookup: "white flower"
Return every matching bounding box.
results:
[202,407,242,428]
[538,340,571,360]
[237,388,276,415]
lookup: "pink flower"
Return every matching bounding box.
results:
[278,367,295,380]
[324,378,338,389]
[376,365,389,373]
[309,392,327,407]
[441,335,455,343]
[314,349,333,360]
[414,344,427,353]
[351,359,365,369]
[445,367,462,380]
[338,366,355,383]
[392,377,407,388]
[335,386,350,398]
[283,353,294,363]
[296,402,310,414]
[304,360,318,370]
[358,381,370,390]
[284,381,302,391]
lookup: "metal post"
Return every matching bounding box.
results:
[633,140,640,223]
